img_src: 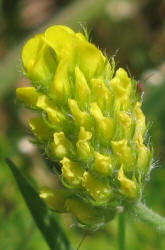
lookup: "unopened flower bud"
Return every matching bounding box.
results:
[39,187,72,213]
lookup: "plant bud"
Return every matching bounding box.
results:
[16,87,39,106]
[39,187,72,213]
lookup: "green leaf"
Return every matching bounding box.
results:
[5,158,73,250]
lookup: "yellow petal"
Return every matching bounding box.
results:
[118,111,132,138]
[16,87,38,106]
[76,127,93,160]
[61,157,84,187]
[135,134,151,172]
[90,102,114,142]
[45,25,75,59]
[91,78,112,111]
[115,68,131,88]
[66,198,104,226]
[111,139,135,170]
[75,66,91,107]
[78,126,92,141]
[94,152,112,176]
[118,166,137,198]
[82,171,111,203]
[103,60,112,81]
[110,68,131,111]
[37,95,65,125]
[29,117,52,140]
[51,132,70,159]
[53,58,70,101]
[90,102,103,120]
[77,39,105,78]
[40,186,72,212]
[68,99,90,128]
[22,34,56,82]
[134,102,146,138]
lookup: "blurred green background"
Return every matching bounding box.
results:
[0,0,165,249]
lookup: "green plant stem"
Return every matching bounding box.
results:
[118,213,125,250]
[131,202,165,234]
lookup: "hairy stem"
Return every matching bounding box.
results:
[118,213,125,250]
[131,202,165,234]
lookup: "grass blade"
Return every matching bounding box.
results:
[5,158,73,250]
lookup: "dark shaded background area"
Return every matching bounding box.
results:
[0,0,165,249]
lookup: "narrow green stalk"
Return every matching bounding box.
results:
[131,202,165,234]
[118,213,125,250]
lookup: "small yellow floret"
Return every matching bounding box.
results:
[134,102,146,138]
[111,77,125,96]
[75,66,91,106]
[22,34,56,81]
[18,25,152,219]
[94,152,112,175]
[16,87,38,106]
[75,32,86,41]
[90,102,114,141]
[118,166,137,198]
[66,198,103,226]
[51,132,70,159]
[61,157,84,187]
[82,171,110,202]
[77,39,105,78]
[37,95,65,125]
[29,117,52,140]
[91,78,112,110]
[78,126,92,141]
[44,25,75,59]
[118,111,131,128]
[118,111,132,137]
[110,68,131,111]
[111,139,135,169]
[40,187,72,212]
[135,134,150,172]
[115,68,131,88]
[53,58,70,100]
[76,127,93,160]
[68,99,90,128]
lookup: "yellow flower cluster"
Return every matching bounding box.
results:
[16,25,153,229]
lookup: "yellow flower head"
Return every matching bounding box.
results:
[16,25,153,229]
